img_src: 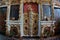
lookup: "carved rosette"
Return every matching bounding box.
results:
[10,24,20,37]
[9,0,20,4]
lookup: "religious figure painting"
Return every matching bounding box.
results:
[42,5,52,21]
[54,7,60,20]
[10,5,20,20]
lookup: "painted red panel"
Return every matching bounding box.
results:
[24,3,38,13]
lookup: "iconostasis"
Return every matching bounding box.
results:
[0,0,60,37]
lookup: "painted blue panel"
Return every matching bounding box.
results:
[54,7,60,20]
[43,5,51,17]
